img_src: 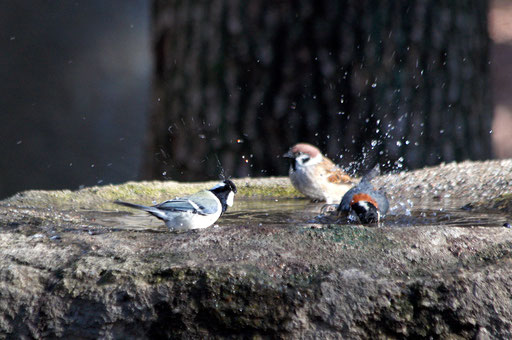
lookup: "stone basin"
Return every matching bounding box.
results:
[1,160,512,339]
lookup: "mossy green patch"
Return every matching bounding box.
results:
[2,177,301,211]
[235,178,301,198]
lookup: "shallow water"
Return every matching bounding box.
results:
[95,198,512,232]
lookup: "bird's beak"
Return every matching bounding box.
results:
[283,151,294,158]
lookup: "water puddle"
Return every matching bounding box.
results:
[90,198,512,232]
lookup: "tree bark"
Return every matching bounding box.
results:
[147,0,491,181]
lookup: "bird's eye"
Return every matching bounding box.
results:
[302,156,310,163]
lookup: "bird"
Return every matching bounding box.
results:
[338,165,389,224]
[283,143,356,203]
[114,179,237,231]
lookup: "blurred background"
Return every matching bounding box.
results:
[0,1,150,198]
[0,0,511,199]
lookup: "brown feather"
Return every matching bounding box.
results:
[327,171,355,184]
[321,158,354,184]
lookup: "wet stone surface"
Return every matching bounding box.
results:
[1,159,512,339]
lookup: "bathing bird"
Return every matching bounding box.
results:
[283,143,355,203]
[114,179,237,231]
[338,165,389,224]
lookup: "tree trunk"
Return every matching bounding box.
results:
[146,0,491,181]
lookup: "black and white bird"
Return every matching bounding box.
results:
[114,179,237,231]
[338,166,389,224]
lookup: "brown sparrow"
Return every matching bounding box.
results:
[283,143,356,203]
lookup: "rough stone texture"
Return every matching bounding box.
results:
[1,159,512,339]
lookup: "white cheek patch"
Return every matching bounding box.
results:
[308,153,323,165]
[297,153,322,166]
[296,154,309,166]
[357,201,371,211]
[226,191,234,207]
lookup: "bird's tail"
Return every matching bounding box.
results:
[361,164,381,183]
[114,200,169,221]
[114,200,152,211]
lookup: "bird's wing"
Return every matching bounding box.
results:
[376,190,390,214]
[339,188,356,212]
[185,190,219,215]
[155,190,218,215]
[320,158,354,184]
[155,199,205,214]
[326,167,354,185]
[327,171,354,184]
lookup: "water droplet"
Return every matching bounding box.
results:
[395,157,404,169]
[290,102,297,109]
[236,139,244,143]
[371,83,377,88]
[396,141,402,146]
